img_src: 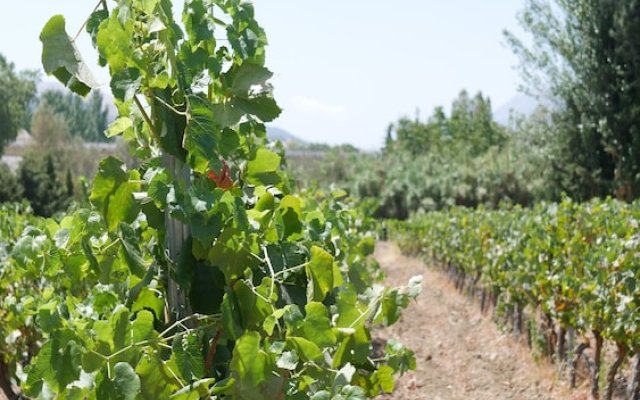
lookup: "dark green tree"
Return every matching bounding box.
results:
[0,54,38,153]
[506,0,640,200]
[40,89,111,142]
[347,91,514,219]
[18,152,72,217]
[390,91,504,157]
[65,168,74,198]
[0,163,23,203]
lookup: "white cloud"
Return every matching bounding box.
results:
[289,96,347,120]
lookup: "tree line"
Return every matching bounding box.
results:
[289,0,640,219]
[0,54,115,216]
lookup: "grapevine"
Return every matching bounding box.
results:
[0,1,421,399]
[392,198,640,400]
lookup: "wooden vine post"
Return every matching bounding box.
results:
[163,154,191,323]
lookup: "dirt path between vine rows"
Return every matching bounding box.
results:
[374,241,592,400]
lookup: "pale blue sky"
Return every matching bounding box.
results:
[0,1,526,149]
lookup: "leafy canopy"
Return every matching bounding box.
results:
[0,54,37,153]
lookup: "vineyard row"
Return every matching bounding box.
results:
[391,198,640,400]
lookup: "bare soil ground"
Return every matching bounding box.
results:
[374,241,593,400]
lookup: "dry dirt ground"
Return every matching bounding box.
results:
[374,241,594,400]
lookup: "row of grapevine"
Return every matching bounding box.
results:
[0,203,50,397]
[391,198,640,400]
[0,0,422,398]
[0,191,418,399]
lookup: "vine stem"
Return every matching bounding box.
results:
[590,330,603,399]
[205,328,223,372]
[72,0,104,42]
[92,319,221,376]
[165,362,187,388]
[604,343,626,400]
[348,296,382,329]
[0,360,17,400]
[628,353,640,399]
[159,313,220,338]
[134,95,161,143]
[274,262,309,278]
[570,341,589,388]
[263,245,277,299]
[99,237,121,254]
[153,94,189,116]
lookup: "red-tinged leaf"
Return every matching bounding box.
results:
[208,160,234,190]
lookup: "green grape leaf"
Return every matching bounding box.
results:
[228,63,273,95]
[25,337,81,396]
[208,227,259,284]
[285,337,322,362]
[97,14,134,74]
[132,287,165,320]
[283,304,304,334]
[333,326,371,368]
[335,286,363,328]
[211,101,244,128]
[230,331,283,400]
[111,307,133,351]
[86,9,109,47]
[107,181,140,232]
[173,333,205,381]
[302,302,337,347]
[98,362,141,400]
[276,351,298,370]
[277,195,302,240]
[185,95,219,173]
[36,301,62,334]
[151,88,188,159]
[310,391,330,400]
[232,95,281,122]
[369,365,395,394]
[136,352,183,399]
[219,128,241,156]
[245,148,281,186]
[131,310,156,343]
[306,246,334,302]
[338,385,368,400]
[385,340,416,374]
[106,117,133,138]
[110,67,141,101]
[40,15,97,96]
[147,169,170,209]
[113,362,141,400]
[90,157,128,215]
[119,224,149,277]
[183,0,213,44]
[232,279,273,330]
[222,293,244,341]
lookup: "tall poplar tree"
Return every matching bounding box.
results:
[0,54,37,153]
[506,0,640,200]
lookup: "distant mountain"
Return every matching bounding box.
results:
[266,126,306,144]
[494,94,540,126]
